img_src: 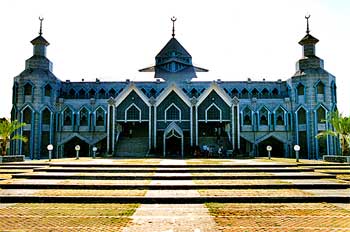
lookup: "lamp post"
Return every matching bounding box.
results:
[47,144,53,161]
[294,145,300,162]
[75,145,80,160]
[92,147,97,159]
[266,145,272,160]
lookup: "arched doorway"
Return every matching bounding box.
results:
[163,122,184,158]
[257,136,285,157]
[63,137,90,157]
[165,132,182,157]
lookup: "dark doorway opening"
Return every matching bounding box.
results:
[257,136,284,157]
[64,137,90,157]
[166,135,181,158]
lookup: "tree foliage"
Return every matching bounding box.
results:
[0,119,27,156]
[316,111,350,155]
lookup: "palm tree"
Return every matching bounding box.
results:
[316,111,350,155]
[0,119,27,156]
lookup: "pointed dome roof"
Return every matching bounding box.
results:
[156,38,191,58]
[31,35,50,46]
[299,33,319,45]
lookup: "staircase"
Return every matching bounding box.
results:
[115,136,149,157]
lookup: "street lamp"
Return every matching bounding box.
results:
[47,144,53,161]
[92,147,97,159]
[266,145,272,160]
[294,145,300,162]
[75,145,80,160]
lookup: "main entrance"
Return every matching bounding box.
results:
[163,122,184,158]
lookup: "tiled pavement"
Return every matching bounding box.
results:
[0,158,349,231]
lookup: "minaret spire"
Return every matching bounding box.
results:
[39,17,44,36]
[305,14,310,34]
[171,16,177,38]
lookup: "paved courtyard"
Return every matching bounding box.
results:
[0,157,349,231]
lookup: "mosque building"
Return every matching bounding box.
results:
[10,17,338,159]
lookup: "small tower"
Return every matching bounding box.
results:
[295,15,324,73]
[139,17,208,82]
[25,17,53,71]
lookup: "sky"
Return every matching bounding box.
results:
[0,0,349,117]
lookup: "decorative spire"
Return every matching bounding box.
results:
[305,14,310,34]
[39,16,44,36]
[171,16,177,38]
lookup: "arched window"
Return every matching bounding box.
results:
[98,89,106,98]
[88,89,96,98]
[24,83,33,96]
[231,88,239,97]
[44,84,52,97]
[190,88,198,97]
[126,105,140,121]
[96,108,105,126]
[23,107,32,124]
[149,88,157,97]
[297,108,306,125]
[108,88,116,98]
[275,107,285,126]
[42,108,51,125]
[243,107,252,125]
[206,104,221,121]
[80,108,89,126]
[241,88,249,98]
[317,107,326,123]
[78,89,86,99]
[69,89,76,98]
[316,82,325,95]
[165,104,180,121]
[331,82,337,103]
[272,88,279,97]
[252,88,259,98]
[63,108,73,126]
[297,84,305,96]
[259,107,269,125]
[261,88,269,98]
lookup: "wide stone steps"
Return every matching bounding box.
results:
[1,160,349,204]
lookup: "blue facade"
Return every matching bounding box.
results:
[11,20,338,159]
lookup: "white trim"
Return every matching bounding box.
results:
[155,83,191,107]
[205,103,222,122]
[237,104,240,149]
[114,83,151,107]
[112,105,115,153]
[154,106,157,148]
[195,82,232,107]
[124,103,142,123]
[164,103,182,123]
[190,105,193,146]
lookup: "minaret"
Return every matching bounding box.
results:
[295,15,324,73]
[298,15,319,58]
[25,17,52,71]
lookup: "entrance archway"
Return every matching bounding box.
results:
[165,132,182,157]
[63,137,90,157]
[163,122,184,158]
[257,136,285,157]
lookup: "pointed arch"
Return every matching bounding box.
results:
[195,82,231,107]
[23,82,34,96]
[241,106,253,126]
[314,104,328,124]
[21,104,35,124]
[295,105,308,125]
[241,88,249,98]
[114,83,151,107]
[62,105,74,126]
[205,103,222,122]
[94,106,107,127]
[165,103,181,122]
[258,105,270,126]
[79,106,90,126]
[125,103,141,122]
[156,83,191,107]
